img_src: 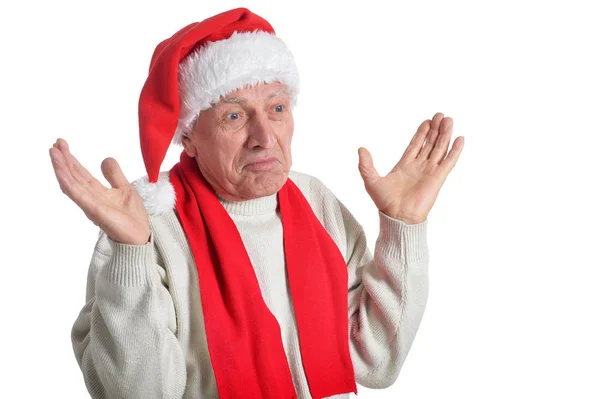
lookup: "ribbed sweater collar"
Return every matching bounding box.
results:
[217,192,278,216]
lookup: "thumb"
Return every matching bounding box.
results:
[101,157,130,189]
[358,147,380,185]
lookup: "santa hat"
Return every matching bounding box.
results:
[133,8,299,215]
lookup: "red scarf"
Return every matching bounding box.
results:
[169,152,357,398]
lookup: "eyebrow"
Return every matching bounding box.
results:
[221,88,289,104]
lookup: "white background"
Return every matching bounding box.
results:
[1,0,599,397]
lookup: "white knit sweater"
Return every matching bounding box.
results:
[71,169,430,399]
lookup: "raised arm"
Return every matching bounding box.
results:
[319,112,462,387]
[50,138,186,397]
[306,173,429,388]
[341,202,429,388]
[72,230,187,398]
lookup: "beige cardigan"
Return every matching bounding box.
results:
[71,170,430,399]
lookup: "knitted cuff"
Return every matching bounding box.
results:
[376,210,429,263]
[101,232,157,287]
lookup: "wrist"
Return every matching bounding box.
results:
[108,232,151,246]
[381,210,426,224]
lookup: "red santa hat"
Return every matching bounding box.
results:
[133,8,299,215]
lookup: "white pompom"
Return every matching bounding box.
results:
[132,171,176,216]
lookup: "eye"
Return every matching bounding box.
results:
[274,105,284,112]
[227,112,240,120]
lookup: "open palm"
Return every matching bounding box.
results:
[49,138,150,245]
[358,112,464,224]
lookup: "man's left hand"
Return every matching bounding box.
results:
[358,112,464,224]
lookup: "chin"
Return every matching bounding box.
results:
[243,170,288,198]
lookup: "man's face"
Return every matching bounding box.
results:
[181,81,294,201]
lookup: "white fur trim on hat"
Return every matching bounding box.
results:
[132,171,176,216]
[174,30,300,145]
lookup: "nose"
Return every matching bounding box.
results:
[246,113,276,149]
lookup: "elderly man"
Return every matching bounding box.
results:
[49,7,463,399]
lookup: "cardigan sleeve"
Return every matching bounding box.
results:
[309,176,429,389]
[71,229,187,399]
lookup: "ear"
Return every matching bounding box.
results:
[181,133,197,157]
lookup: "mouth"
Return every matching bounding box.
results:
[245,157,280,171]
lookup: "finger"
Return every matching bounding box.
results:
[50,146,69,179]
[357,147,380,185]
[101,157,130,189]
[50,147,102,215]
[54,139,86,185]
[50,146,86,198]
[430,112,444,132]
[429,117,453,164]
[403,119,431,159]
[50,146,80,196]
[439,136,465,175]
[417,112,444,159]
[50,140,76,182]
[57,139,108,194]
[56,138,98,189]
[417,127,439,159]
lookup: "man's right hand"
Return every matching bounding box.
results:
[49,138,151,246]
